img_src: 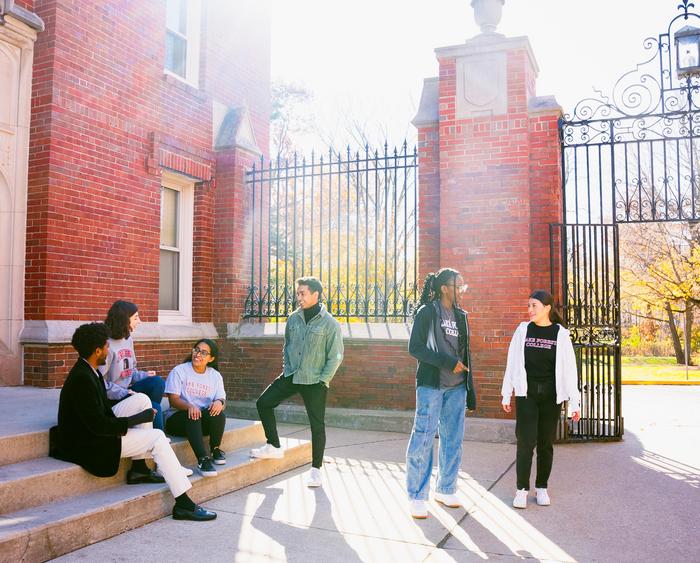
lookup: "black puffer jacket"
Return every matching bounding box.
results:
[408,301,477,410]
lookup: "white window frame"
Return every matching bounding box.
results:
[164,0,202,88]
[159,171,194,324]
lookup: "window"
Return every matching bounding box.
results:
[159,173,194,322]
[165,0,201,86]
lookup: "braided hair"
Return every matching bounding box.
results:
[416,268,468,354]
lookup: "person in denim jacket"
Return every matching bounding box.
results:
[406,268,476,519]
[251,276,344,487]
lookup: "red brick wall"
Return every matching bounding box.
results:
[26,0,270,324]
[26,338,422,415]
[23,341,194,388]
[24,345,74,388]
[528,111,564,295]
[219,337,419,409]
[212,149,261,326]
[417,123,440,281]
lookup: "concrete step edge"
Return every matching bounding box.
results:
[0,419,265,516]
[0,430,50,467]
[0,437,311,563]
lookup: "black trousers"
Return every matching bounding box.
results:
[515,380,561,490]
[256,374,328,468]
[165,408,226,461]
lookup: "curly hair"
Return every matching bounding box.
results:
[104,300,138,340]
[71,322,110,359]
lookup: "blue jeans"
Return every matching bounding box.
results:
[406,384,466,500]
[130,376,165,431]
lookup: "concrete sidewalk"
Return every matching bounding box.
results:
[54,386,700,562]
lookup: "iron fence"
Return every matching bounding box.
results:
[243,143,419,320]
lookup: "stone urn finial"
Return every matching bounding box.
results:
[471,0,505,34]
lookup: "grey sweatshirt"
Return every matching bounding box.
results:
[99,337,148,400]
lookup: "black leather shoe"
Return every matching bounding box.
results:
[126,469,166,485]
[172,504,217,521]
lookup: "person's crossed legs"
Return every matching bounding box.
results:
[115,393,216,521]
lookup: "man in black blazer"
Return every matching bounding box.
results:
[53,322,216,521]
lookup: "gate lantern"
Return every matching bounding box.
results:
[675,25,700,76]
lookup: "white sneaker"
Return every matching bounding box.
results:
[535,488,551,506]
[306,467,322,488]
[513,489,528,509]
[434,492,462,508]
[410,499,429,519]
[250,443,283,459]
[156,465,194,478]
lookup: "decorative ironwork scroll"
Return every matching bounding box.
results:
[561,2,700,224]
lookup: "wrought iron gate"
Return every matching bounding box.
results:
[550,224,622,441]
[556,1,700,441]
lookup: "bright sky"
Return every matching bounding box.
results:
[271,0,681,152]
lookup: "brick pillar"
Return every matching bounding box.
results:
[212,106,266,330]
[213,149,253,328]
[528,98,564,297]
[413,34,563,417]
[413,78,441,282]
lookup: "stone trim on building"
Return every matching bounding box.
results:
[0,0,44,32]
[20,321,218,345]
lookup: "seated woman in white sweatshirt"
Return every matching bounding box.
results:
[501,290,581,509]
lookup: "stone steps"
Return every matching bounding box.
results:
[0,419,264,516]
[0,413,311,563]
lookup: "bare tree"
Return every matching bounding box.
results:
[270,81,314,159]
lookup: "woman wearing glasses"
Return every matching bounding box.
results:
[164,339,227,477]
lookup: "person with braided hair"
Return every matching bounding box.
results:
[406,268,476,519]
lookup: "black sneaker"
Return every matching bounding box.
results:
[197,456,218,477]
[211,447,226,465]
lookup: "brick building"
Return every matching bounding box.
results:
[1,0,271,386]
[2,1,565,424]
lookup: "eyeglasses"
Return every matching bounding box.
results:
[445,284,468,292]
[192,347,211,357]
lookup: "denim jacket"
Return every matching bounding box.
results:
[283,303,344,386]
[408,301,477,410]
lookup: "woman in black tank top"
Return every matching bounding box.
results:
[501,290,580,509]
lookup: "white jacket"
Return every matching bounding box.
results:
[501,322,580,413]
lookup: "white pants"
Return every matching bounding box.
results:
[113,393,192,498]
